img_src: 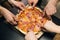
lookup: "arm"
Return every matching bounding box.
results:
[0,6,17,25]
[44,21,60,33]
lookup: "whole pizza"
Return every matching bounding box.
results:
[16,6,50,35]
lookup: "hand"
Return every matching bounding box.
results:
[0,6,18,25]
[2,11,18,25]
[44,3,57,15]
[25,31,38,40]
[28,0,38,7]
[9,0,26,10]
[13,1,25,10]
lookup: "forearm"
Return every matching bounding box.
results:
[0,6,11,16]
[43,20,60,33]
[44,23,60,33]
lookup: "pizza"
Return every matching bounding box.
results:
[16,6,49,34]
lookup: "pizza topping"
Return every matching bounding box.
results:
[17,6,48,34]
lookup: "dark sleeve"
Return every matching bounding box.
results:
[0,0,8,5]
[0,0,14,11]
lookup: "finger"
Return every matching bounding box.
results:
[19,4,26,10]
[43,9,51,20]
[21,3,26,8]
[20,11,23,13]
[10,17,17,25]
[11,20,17,25]
[14,17,18,22]
[7,19,16,25]
[13,15,18,22]
[44,7,50,15]
[45,9,50,16]
[19,6,24,10]
[44,9,50,18]
[28,1,32,6]
[11,13,18,22]
[33,2,37,7]
[43,9,46,16]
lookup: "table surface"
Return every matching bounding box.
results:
[0,7,60,40]
[0,18,55,40]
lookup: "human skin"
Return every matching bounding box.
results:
[28,0,58,15]
[8,0,25,10]
[0,6,18,25]
[25,20,60,40]
[44,0,58,15]
[25,31,38,40]
[28,0,38,7]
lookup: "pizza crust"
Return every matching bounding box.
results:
[15,6,49,38]
[15,26,43,38]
